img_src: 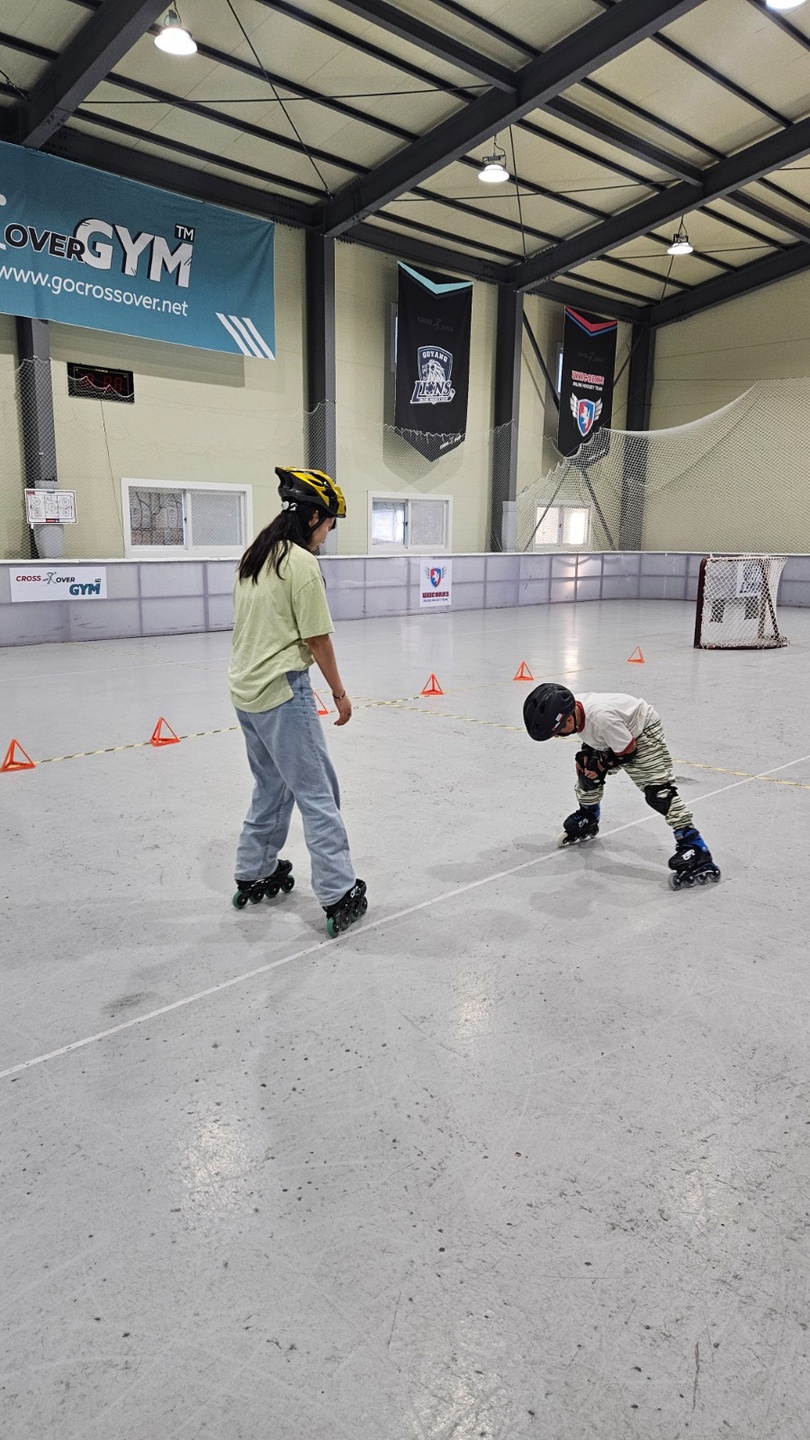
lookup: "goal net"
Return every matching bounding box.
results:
[694,555,788,649]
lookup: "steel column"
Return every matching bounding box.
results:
[490,287,523,551]
[15,317,63,560]
[305,232,337,488]
[619,323,656,549]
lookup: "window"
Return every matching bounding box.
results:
[369,494,451,553]
[534,503,591,549]
[122,480,251,557]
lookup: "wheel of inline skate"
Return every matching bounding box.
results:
[326,914,341,938]
[669,874,682,891]
[697,873,707,885]
[281,875,295,893]
[710,870,721,883]
[358,896,368,915]
[249,889,263,904]
[265,883,280,898]
[232,890,249,909]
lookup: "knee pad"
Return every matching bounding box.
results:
[645,782,677,817]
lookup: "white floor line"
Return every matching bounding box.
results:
[3,750,808,1084]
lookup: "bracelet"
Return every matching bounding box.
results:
[332,690,346,701]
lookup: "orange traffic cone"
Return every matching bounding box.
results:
[627,647,645,664]
[313,691,330,717]
[150,717,180,747]
[1,739,35,772]
[421,674,444,696]
[513,661,534,681]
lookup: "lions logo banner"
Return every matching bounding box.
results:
[394,263,472,462]
[557,307,617,458]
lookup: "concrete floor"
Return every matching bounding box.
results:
[2,598,809,1440]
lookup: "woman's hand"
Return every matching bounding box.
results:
[333,693,352,727]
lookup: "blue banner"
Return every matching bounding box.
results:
[0,141,274,359]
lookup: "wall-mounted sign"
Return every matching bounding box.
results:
[419,560,452,609]
[25,491,77,525]
[0,140,274,359]
[9,566,106,601]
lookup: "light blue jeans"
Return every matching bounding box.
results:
[234,670,356,907]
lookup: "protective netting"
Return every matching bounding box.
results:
[516,379,810,555]
[4,363,810,561]
[694,554,788,649]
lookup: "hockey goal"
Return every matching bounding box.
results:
[694,555,788,650]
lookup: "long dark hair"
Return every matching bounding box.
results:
[238,506,319,583]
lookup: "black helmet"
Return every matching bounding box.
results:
[275,467,346,519]
[523,683,576,741]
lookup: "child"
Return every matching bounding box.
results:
[522,682,720,888]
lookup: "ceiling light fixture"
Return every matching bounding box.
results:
[765,0,806,11]
[154,7,197,55]
[667,222,694,256]
[478,141,510,185]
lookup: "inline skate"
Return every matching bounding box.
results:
[668,827,721,890]
[232,859,295,909]
[324,879,368,938]
[556,803,600,849]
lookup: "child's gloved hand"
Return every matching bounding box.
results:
[575,747,608,788]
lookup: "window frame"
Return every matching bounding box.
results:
[533,502,592,550]
[122,478,252,559]
[367,491,452,555]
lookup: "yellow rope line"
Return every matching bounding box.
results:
[9,705,810,792]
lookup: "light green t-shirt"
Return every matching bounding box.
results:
[228,543,334,713]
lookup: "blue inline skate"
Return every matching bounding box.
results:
[668,827,721,890]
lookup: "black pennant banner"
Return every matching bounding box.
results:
[557,307,618,459]
[394,262,473,463]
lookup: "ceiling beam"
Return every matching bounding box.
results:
[515,111,810,291]
[545,97,703,184]
[348,221,506,283]
[45,128,313,225]
[530,280,648,325]
[19,0,167,148]
[327,0,514,90]
[318,0,707,236]
[648,240,810,326]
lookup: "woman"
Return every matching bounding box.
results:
[229,467,367,937]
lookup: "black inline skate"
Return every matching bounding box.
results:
[232,859,295,909]
[324,879,368,938]
[668,827,721,890]
[556,803,600,849]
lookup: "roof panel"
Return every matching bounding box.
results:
[583,33,772,159]
[378,0,599,62]
[666,0,810,123]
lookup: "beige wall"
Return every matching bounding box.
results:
[334,244,497,554]
[4,220,637,561]
[651,270,810,429]
[1,224,307,560]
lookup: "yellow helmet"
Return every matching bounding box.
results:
[275,467,346,519]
